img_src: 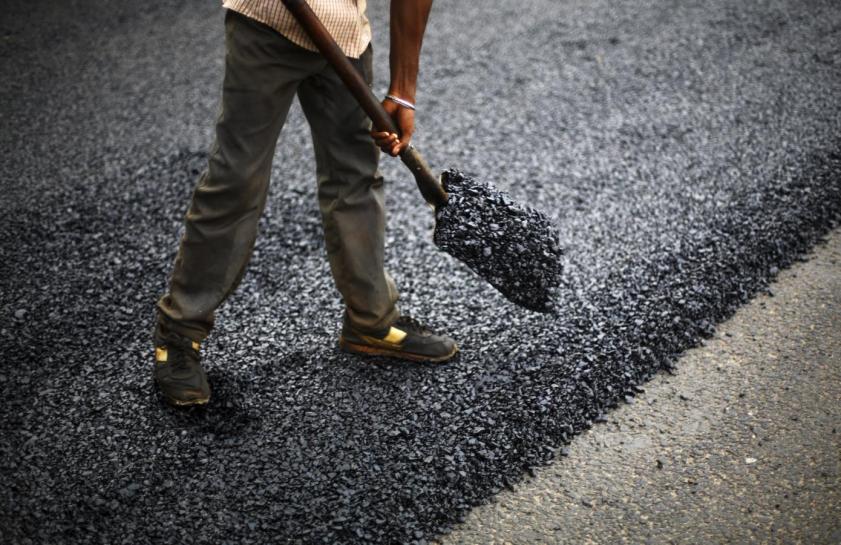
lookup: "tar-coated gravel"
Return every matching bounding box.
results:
[434,170,563,312]
[2,0,841,544]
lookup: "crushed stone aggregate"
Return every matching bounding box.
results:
[434,170,563,312]
[2,0,841,544]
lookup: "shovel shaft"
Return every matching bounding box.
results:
[280,0,448,208]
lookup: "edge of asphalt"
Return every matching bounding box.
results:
[439,228,841,545]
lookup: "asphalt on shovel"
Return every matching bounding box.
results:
[282,0,563,312]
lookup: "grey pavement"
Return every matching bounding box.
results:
[442,230,841,545]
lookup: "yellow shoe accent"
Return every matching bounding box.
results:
[359,326,406,348]
[156,342,198,363]
[383,327,407,344]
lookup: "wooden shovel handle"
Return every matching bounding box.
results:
[280,0,449,207]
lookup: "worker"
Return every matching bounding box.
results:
[153,0,458,407]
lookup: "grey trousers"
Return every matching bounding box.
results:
[157,10,399,341]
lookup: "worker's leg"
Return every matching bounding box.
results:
[296,45,400,332]
[156,10,319,340]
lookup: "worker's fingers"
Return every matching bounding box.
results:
[374,137,399,152]
[372,132,398,143]
[390,137,409,156]
[372,131,397,142]
[393,130,412,155]
[381,142,401,154]
[391,109,414,156]
[371,131,397,140]
[390,143,406,156]
[374,137,396,147]
[372,98,414,157]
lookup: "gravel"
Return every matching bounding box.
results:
[434,170,563,312]
[2,0,841,543]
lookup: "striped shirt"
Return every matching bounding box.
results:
[222,0,372,58]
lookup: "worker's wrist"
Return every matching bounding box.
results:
[385,95,416,110]
[387,83,416,104]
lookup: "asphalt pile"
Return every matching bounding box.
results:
[2,0,841,544]
[433,169,563,312]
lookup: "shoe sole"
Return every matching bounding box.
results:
[339,338,459,363]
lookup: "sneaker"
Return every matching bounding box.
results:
[339,315,458,363]
[153,326,211,406]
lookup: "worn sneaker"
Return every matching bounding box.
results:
[339,315,459,363]
[153,326,210,406]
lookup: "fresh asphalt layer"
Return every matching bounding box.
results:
[442,228,841,545]
[2,0,840,544]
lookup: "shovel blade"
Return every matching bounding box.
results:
[433,170,563,312]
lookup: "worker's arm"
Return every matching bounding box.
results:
[371,0,433,156]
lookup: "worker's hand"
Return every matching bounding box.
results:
[371,98,414,157]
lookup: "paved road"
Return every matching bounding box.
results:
[2,0,840,543]
[443,230,841,544]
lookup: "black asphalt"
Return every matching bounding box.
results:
[2,0,840,543]
[434,169,564,312]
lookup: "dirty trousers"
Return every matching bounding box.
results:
[157,10,399,340]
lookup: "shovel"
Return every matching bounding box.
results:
[281,0,563,312]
